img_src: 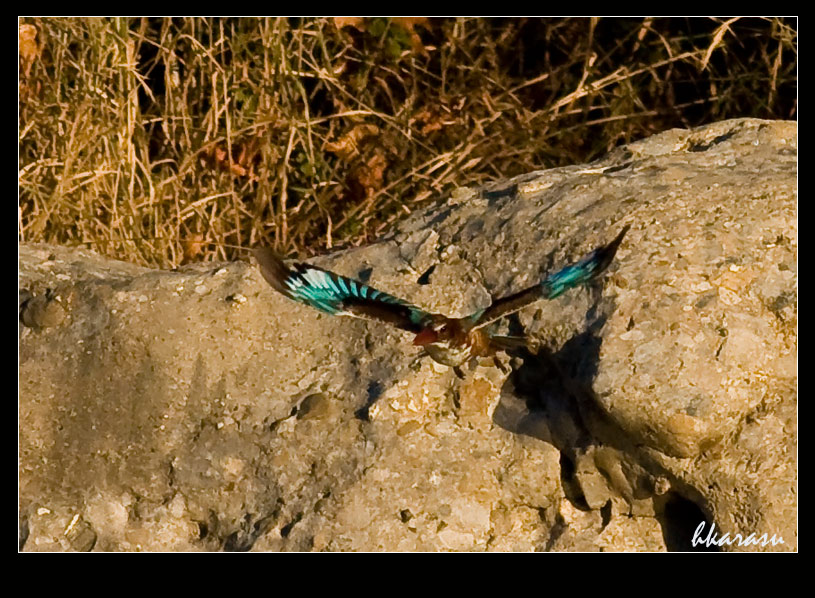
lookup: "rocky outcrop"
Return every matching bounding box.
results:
[19,118,797,551]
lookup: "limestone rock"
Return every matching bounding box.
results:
[19,118,796,551]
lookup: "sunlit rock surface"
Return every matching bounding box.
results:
[19,118,796,551]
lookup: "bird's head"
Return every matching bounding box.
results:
[412,317,460,346]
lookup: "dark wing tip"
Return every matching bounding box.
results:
[610,224,631,250]
[253,247,294,296]
[592,223,631,274]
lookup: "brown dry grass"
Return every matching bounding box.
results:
[19,17,797,267]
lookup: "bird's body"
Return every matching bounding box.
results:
[413,316,490,367]
[254,225,629,372]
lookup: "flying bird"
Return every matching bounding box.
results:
[254,225,629,376]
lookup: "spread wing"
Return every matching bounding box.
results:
[471,225,629,329]
[253,248,431,333]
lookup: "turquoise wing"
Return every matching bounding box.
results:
[471,225,629,328]
[254,248,431,333]
[541,225,630,299]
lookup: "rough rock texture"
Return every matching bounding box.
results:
[19,118,797,551]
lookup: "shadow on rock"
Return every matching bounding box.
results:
[493,303,719,551]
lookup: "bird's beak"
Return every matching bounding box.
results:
[413,328,438,346]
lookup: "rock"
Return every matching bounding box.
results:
[20,291,67,329]
[19,118,796,551]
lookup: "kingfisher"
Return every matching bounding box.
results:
[254,225,629,376]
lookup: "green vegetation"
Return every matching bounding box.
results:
[19,17,797,267]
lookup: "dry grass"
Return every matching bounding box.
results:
[19,17,797,267]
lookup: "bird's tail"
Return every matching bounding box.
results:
[540,224,630,299]
[489,335,533,351]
